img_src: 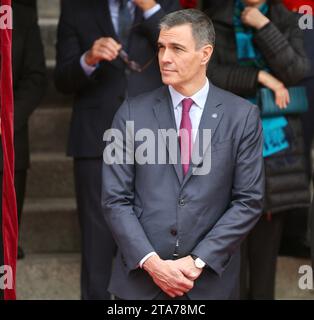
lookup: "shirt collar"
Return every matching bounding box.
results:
[168,78,209,111]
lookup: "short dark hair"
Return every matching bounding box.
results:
[159,9,215,48]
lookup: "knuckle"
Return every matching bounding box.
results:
[178,280,186,287]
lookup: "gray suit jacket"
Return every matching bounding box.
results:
[101,83,265,300]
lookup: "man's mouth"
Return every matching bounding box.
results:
[161,69,176,73]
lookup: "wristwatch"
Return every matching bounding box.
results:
[191,255,206,269]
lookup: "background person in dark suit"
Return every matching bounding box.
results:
[54,0,180,300]
[102,9,265,300]
[0,1,47,300]
[205,0,310,299]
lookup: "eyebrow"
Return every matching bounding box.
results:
[157,42,187,50]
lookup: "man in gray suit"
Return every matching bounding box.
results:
[55,0,180,300]
[102,9,265,300]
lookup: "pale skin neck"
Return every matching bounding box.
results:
[171,72,207,97]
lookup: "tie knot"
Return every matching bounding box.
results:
[182,98,194,113]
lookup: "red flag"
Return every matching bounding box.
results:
[0,0,18,300]
[283,0,314,14]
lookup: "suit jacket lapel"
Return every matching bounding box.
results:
[93,0,117,39]
[153,87,184,184]
[92,0,125,70]
[181,83,224,188]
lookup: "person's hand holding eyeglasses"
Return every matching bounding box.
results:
[85,37,122,66]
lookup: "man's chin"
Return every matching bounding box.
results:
[161,75,176,87]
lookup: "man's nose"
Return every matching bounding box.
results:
[160,48,172,64]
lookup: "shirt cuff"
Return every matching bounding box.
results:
[80,53,98,77]
[143,3,161,19]
[139,252,158,268]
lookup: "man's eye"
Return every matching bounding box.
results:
[174,47,183,52]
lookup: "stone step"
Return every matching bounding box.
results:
[15,253,314,300]
[39,17,58,62]
[29,108,71,153]
[275,257,314,300]
[26,153,75,198]
[38,0,60,19]
[17,253,80,300]
[20,198,80,254]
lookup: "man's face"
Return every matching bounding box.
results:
[157,24,211,90]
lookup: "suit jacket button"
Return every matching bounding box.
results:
[170,229,177,236]
[179,199,185,207]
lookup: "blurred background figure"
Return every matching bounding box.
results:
[202,0,221,11]
[279,0,314,259]
[205,0,310,299]
[282,0,314,274]
[13,0,36,8]
[54,0,180,300]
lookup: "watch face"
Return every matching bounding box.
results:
[195,258,205,269]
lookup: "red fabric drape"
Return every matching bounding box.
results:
[180,0,198,9]
[0,0,18,300]
[283,0,314,13]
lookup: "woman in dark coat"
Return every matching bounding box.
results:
[206,0,310,299]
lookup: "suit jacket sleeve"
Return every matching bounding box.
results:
[253,18,310,86]
[101,99,156,274]
[54,0,98,94]
[14,9,47,132]
[191,105,265,277]
[207,58,260,97]
[206,0,259,97]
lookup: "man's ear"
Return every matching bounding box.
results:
[200,45,214,66]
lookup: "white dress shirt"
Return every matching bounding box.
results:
[80,0,161,76]
[139,79,210,269]
[169,78,209,141]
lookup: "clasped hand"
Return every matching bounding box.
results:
[143,255,203,298]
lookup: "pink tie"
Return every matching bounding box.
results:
[179,98,194,176]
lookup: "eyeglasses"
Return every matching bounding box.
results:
[118,49,155,73]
